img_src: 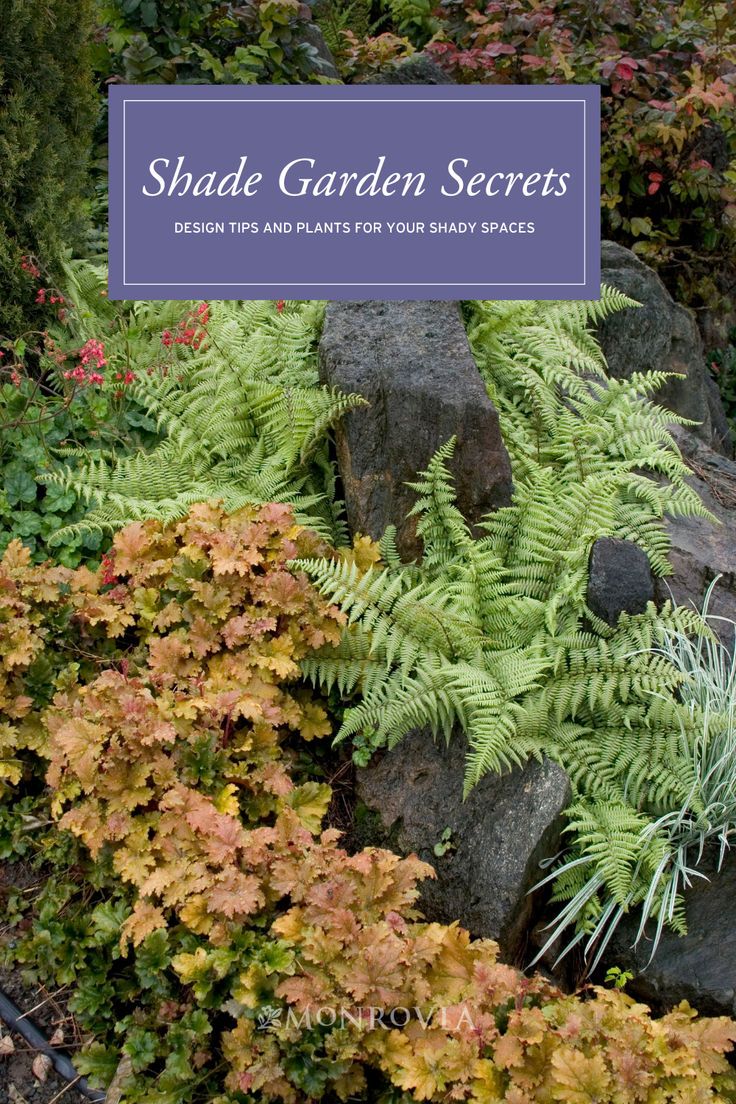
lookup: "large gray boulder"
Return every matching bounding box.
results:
[366,55,454,84]
[658,426,736,638]
[319,301,513,560]
[599,241,732,455]
[301,22,340,79]
[356,728,571,962]
[604,849,736,1018]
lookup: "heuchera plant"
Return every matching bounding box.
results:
[2,505,736,1101]
[45,501,344,946]
[0,258,166,567]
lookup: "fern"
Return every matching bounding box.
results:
[537,578,736,969]
[300,290,721,962]
[43,262,362,543]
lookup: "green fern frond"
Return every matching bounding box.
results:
[45,263,361,543]
[301,287,718,967]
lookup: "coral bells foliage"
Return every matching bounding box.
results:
[222,918,736,1102]
[0,542,72,789]
[42,502,343,945]
[2,507,736,1101]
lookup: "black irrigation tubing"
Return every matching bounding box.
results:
[0,986,106,1102]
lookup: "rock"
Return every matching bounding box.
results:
[658,426,736,640]
[587,537,654,625]
[693,122,732,174]
[599,241,732,455]
[319,300,513,560]
[302,22,340,79]
[603,848,736,1018]
[356,728,571,962]
[699,296,736,354]
[366,55,454,84]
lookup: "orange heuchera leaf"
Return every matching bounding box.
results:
[148,634,195,680]
[13,509,736,1103]
[208,870,265,919]
[381,1031,470,1101]
[293,696,332,741]
[338,534,382,572]
[121,900,167,948]
[687,1008,736,1053]
[286,782,331,834]
[222,613,278,648]
[549,1047,612,1103]
[348,933,410,1006]
[493,1030,524,1070]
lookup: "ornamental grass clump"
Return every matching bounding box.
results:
[537,578,736,969]
[0,2,97,338]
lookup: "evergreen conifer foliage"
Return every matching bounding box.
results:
[0,2,97,337]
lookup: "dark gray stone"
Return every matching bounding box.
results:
[693,122,732,174]
[657,426,736,642]
[356,728,571,962]
[700,297,736,354]
[599,241,732,455]
[603,849,736,1018]
[366,55,454,84]
[587,537,655,625]
[319,300,513,560]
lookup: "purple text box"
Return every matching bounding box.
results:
[109,84,600,300]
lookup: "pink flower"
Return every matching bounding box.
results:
[100,553,118,586]
[20,256,40,279]
[79,339,107,370]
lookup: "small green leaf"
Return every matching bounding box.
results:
[13,513,42,537]
[4,462,37,506]
[630,216,653,237]
[124,1026,159,1072]
[91,899,131,942]
[76,1042,120,1087]
[140,0,158,26]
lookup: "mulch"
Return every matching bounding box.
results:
[0,859,87,1104]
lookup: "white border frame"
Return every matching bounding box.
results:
[121,97,588,289]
